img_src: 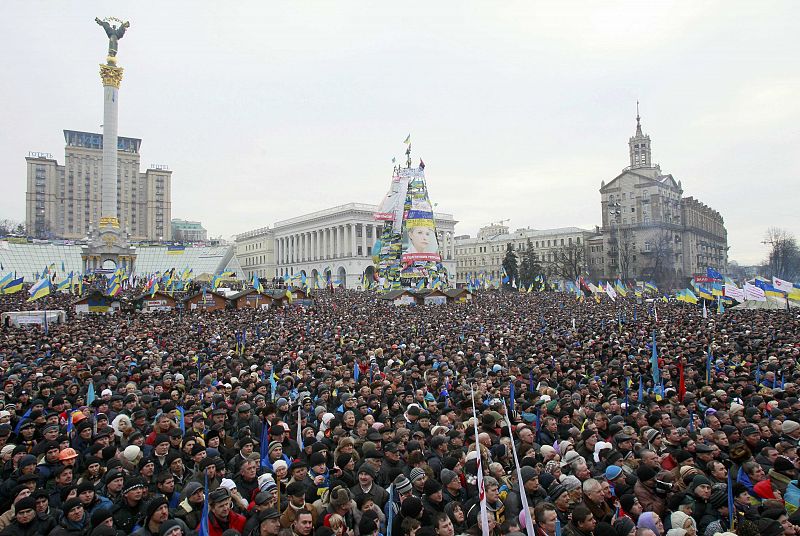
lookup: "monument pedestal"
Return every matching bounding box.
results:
[81,219,136,273]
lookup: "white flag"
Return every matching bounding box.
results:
[702,301,708,318]
[605,282,617,301]
[773,277,795,294]
[744,282,766,302]
[724,284,744,302]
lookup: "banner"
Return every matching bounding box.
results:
[724,284,744,302]
[773,277,795,294]
[743,282,766,302]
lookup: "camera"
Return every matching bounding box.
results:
[654,480,673,495]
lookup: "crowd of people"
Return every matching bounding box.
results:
[0,288,798,536]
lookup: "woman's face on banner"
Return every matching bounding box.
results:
[409,226,433,252]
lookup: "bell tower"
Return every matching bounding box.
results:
[628,101,652,168]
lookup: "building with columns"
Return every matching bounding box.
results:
[237,202,457,288]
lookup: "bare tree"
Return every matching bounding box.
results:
[553,243,585,281]
[763,227,800,281]
[0,219,24,236]
[608,230,634,280]
[647,231,676,288]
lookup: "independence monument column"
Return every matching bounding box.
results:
[96,17,129,229]
[82,17,136,274]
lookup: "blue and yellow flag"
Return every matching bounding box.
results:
[3,277,24,294]
[252,274,263,293]
[27,277,51,302]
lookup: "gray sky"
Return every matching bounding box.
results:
[1,2,798,265]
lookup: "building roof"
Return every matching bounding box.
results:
[456,226,592,245]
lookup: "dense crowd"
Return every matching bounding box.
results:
[0,289,798,536]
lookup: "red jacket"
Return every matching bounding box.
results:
[203,511,247,536]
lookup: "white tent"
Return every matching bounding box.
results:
[731,296,797,310]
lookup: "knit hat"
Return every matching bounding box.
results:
[123,445,141,462]
[309,452,326,467]
[548,484,568,501]
[561,475,581,491]
[782,420,800,434]
[423,479,442,495]
[644,429,661,443]
[145,496,169,524]
[268,441,282,454]
[614,518,636,536]
[393,474,412,494]
[14,497,36,513]
[358,464,377,479]
[521,466,538,483]
[272,460,288,473]
[773,456,796,474]
[440,469,458,486]
[410,467,426,483]
[62,498,83,515]
[122,476,146,495]
[159,520,186,536]
[401,496,423,518]
[619,494,636,514]
[90,507,113,528]
[709,488,728,508]
[336,453,353,468]
[605,465,623,481]
[636,465,657,482]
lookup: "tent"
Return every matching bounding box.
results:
[731,296,797,310]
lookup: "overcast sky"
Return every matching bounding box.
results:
[1,2,798,265]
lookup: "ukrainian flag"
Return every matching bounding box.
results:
[253,274,263,293]
[0,273,11,289]
[614,280,628,297]
[3,277,24,294]
[696,286,713,301]
[645,281,658,293]
[27,277,51,302]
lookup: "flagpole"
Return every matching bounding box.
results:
[502,401,534,536]
[470,385,491,536]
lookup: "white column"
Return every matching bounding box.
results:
[324,228,329,259]
[361,224,367,257]
[302,233,307,262]
[348,224,354,257]
[278,238,282,265]
[311,231,316,261]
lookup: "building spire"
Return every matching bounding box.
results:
[635,100,642,136]
[628,101,652,168]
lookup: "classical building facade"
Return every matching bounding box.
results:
[587,112,727,285]
[454,223,597,285]
[25,130,172,241]
[233,203,457,289]
[234,226,275,281]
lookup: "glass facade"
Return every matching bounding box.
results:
[0,243,243,280]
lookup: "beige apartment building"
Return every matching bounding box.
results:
[587,113,727,285]
[25,130,171,241]
[454,223,596,285]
